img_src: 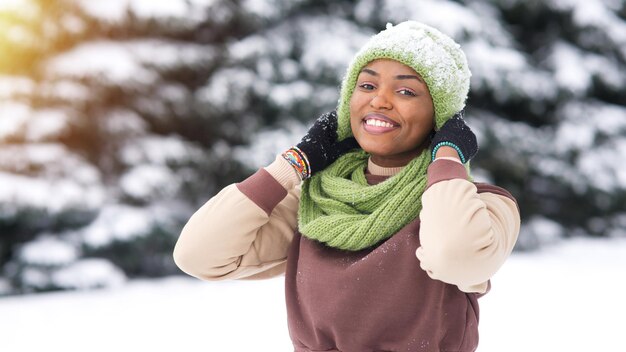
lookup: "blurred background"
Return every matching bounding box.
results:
[0,0,625,350]
[0,0,626,352]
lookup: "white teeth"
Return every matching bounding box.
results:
[365,119,394,128]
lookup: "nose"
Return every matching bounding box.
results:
[369,90,392,110]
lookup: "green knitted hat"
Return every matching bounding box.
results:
[336,21,471,140]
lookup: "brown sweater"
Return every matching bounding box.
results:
[173,157,520,351]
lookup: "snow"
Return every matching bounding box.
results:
[550,42,591,95]
[517,216,565,251]
[229,35,275,60]
[242,0,280,19]
[81,205,154,248]
[47,40,214,85]
[74,0,217,23]
[40,80,90,101]
[47,41,157,84]
[578,139,626,191]
[481,237,626,352]
[25,110,70,142]
[0,167,103,213]
[102,109,148,136]
[549,41,626,94]
[548,0,626,60]
[0,143,105,213]
[0,172,101,212]
[608,214,626,238]
[0,103,29,140]
[51,258,126,290]
[269,80,313,108]
[196,68,257,109]
[555,0,626,40]
[379,0,482,40]
[120,164,178,201]
[20,268,50,288]
[119,135,197,166]
[0,279,11,295]
[0,76,34,98]
[556,101,626,142]
[15,233,128,292]
[0,237,624,351]
[233,120,307,169]
[297,17,371,78]
[19,235,78,266]
[553,101,626,191]
[464,39,558,101]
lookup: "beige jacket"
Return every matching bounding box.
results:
[173,156,520,293]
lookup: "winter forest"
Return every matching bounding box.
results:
[1,0,625,351]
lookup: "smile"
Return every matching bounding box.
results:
[365,119,395,128]
[362,113,399,134]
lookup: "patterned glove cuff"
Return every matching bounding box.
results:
[282,146,311,180]
[431,141,466,164]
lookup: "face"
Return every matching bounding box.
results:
[349,59,435,167]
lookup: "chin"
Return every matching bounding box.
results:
[357,141,393,157]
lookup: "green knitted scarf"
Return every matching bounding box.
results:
[298,149,430,251]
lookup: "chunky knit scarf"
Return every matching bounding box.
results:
[298,149,430,251]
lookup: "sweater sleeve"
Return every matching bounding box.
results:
[173,156,301,281]
[415,159,521,293]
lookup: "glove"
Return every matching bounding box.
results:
[430,111,478,164]
[282,111,359,179]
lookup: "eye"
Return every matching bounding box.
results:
[398,88,417,97]
[358,82,376,90]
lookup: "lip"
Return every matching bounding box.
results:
[363,113,400,126]
[361,113,400,135]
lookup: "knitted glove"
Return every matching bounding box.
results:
[282,111,359,179]
[430,111,478,164]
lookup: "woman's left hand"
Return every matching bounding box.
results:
[429,111,478,164]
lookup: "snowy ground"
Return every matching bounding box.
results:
[1,237,625,352]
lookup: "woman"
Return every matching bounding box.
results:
[174,21,520,352]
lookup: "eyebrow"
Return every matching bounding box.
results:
[360,68,425,83]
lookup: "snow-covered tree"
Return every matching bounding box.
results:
[0,0,253,293]
[1,0,624,295]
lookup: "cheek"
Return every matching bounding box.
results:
[405,102,434,127]
[349,92,366,113]
[350,115,361,138]
[401,105,435,142]
[349,93,366,134]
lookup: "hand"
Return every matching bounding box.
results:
[430,111,478,164]
[283,111,359,179]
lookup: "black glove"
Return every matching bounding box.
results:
[284,111,359,179]
[430,111,478,164]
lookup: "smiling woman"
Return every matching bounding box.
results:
[174,20,521,352]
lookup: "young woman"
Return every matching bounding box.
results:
[174,21,520,352]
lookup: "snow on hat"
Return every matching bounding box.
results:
[336,21,471,140]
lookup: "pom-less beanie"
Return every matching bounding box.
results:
[336,21,471,140]
[298,21,472,251]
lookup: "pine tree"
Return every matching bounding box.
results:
[1,0,624,294]
[0,0,256,293]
